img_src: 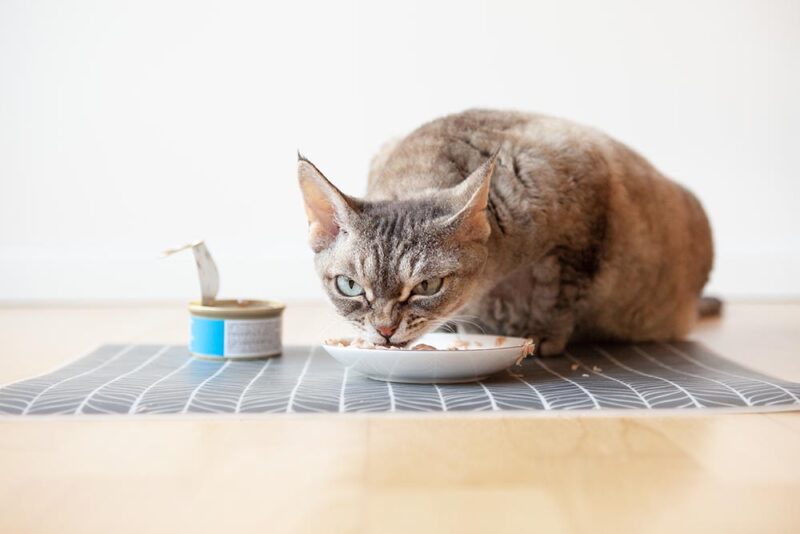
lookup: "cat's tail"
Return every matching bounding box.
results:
[697,296,723,318]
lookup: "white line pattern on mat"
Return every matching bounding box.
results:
[478,382,499,411]
[534,357,600,409]
[386,381,396,412]
[433,384,448,411]
[338,367,349,413]
[594,345,702,408]
[129,357,194,414]
[235,359,273,414]
[286,348,314,413]
[76,345,170,414]
[632,345,752,407]
[662,342,800,404]
[22,345,134,415]
[181,361,231,414]
[565,351,652,408]
[507,370,550,409]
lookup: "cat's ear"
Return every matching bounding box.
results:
[444,151,498,243]
[297,154,358,252]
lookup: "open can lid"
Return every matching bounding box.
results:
[188,299,285,319]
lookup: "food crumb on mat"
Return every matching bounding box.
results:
[592,365,602,372]
[570,363,580,371]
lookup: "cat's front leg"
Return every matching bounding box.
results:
[463,295,574,356]
[525,257,582,356]
[523,292,575,356]
[462,255,578,355]
[534,320,573,356]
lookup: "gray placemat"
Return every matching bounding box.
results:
[1,342,798,415]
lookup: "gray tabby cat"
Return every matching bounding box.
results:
[298,109,713,355]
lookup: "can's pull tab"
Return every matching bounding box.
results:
[162,240,219,306]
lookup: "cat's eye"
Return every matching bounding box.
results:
[411,277,444,297]
[335,275,365,297]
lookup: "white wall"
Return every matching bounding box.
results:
[1,0,798,302]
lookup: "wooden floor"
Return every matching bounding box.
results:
[0,302,798,533]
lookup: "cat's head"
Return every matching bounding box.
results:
[298,153,497,346]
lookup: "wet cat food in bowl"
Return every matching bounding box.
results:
[322,333,535,384]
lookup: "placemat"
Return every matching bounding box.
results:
[1,342,798,415]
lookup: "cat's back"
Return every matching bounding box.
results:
[367,109,617,199]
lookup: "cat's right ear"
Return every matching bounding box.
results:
[297,154,358,253]
[441,150,498,243]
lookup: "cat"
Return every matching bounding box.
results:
[298,109,714,355]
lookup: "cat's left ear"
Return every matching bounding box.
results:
[297,154,359,253]
[444,150,498,243]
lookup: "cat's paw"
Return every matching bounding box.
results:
[538,337,567,357]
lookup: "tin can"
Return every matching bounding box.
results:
[188,299,285,360]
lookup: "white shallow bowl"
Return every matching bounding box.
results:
[321,333,531,384]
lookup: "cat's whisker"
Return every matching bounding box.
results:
[450,321,487,335]
[447,316,488,333]
[425,319,459,334]
[317,317,359,340]
[450,313,486,323]
[450,314,487,324]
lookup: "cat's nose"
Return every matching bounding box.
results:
[376,323,398,339]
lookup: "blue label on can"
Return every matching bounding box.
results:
[190,316,225,357]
